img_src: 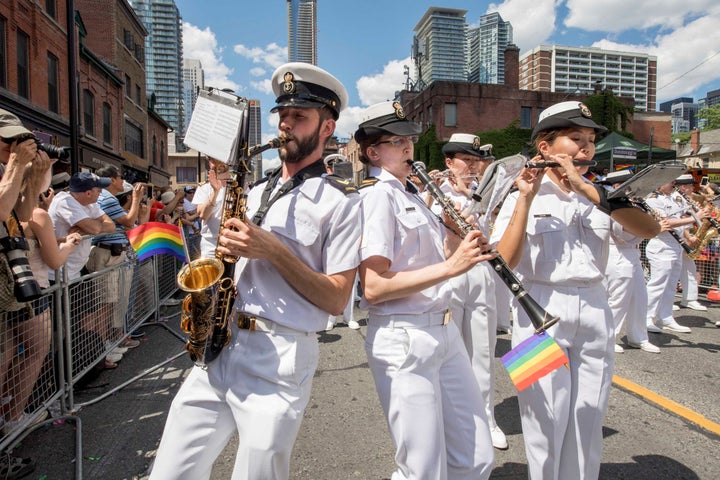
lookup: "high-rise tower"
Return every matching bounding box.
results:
[287,0,317,65]
[182,59,204,135]
[467,12,513,84]
[133,0,185,150]
[413,7,468,87]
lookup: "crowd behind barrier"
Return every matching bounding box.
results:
[640,238,720,290]
[0,252,181,452]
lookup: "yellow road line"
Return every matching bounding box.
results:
[613,374,720,436]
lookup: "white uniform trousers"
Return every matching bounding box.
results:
[494,278,512,332]
[607,247,650,344]
[646,240,682,326]
[680,252,699,303]
[150,324,319,480]
[513,283,614,480]
[365,319,494,480]
[448,263,500,430]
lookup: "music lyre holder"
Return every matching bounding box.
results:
[608,163,687,200]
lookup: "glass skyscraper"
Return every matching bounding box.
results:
[133,0,185,150]
[413,7,468,87]
[467,12,513,84]
[287,0,317,65]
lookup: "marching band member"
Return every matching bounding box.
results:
[150,63,361,480]
[675,174,709,311]
[645,175,700,334]
[355,101,495,479]
[601,170,660,354]
[440,134,509,449]
[491,101,659,479]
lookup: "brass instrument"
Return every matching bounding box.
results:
[675,188,720,260]
[409,160,560,334]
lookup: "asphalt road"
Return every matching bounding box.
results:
[10,297,720,479]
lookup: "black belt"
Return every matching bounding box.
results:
[95,243,128,252]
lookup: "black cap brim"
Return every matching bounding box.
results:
[354,121,421,143]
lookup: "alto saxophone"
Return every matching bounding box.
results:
[674,188,720,260]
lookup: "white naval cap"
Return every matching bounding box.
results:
[675,173,695,185]
[270,62,348,119]
[532,101,608,141]
[442,133,494,159]
[353,101,422,143]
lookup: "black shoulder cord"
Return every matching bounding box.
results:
[250,159,326,225]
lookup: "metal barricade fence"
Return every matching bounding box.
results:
[0,253,182,451]
[639,239,720,292]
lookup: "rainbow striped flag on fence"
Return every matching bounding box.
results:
[127,222,186,263]
[501,331,569,391]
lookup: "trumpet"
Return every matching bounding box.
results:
[409,160,560,333]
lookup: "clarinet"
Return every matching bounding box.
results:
[409,160,560,333]
[631,198,693,254]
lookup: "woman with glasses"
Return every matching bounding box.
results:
[354,101,495,480]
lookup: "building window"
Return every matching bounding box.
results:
[160,141,165,169]
[135,85,142,105]
[520,106,532,129]
[444,103,457,127]
[125,74,131,98]
[176,166,196,183]
[102,102,112,144]
[124,120,144,156]
[17,30,30,98]
[0,16,6,88]
[45,0,57,19]
[83,90,95,137]
[47,53,59,113]
[152,134,157,165]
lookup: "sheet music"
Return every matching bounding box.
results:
[183,89,247,163]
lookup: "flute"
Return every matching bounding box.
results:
[409,160,560,333]
[526,160,597,168]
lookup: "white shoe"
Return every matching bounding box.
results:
[490,425,508,450]
[614,344,624,354]
[105,341,128,354]
[647,323,662,334]
[661,320,692,333]
[680,300,707,311]
[106,352,123,363]
[627,341,660,353]
[347,319,361,330]
[715,320,720,327]
[672,304,680,311]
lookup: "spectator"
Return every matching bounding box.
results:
[0,109,53,222]
[192,158,229,258]
[86,166,144,352]
[153,189,183,223]
[181,186,201,260]
[2,190,81,434]
[48,172,117,368]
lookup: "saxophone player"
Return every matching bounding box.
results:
[675,174,710,311]
[150,63,362,480]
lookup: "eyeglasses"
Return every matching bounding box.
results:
[372,136,419,148]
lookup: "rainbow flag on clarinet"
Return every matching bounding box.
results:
[127,222,186,263]
[501,331,569,391]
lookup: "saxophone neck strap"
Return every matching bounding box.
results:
[251,159,326,225]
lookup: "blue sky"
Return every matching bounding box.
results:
[175,0,720,165]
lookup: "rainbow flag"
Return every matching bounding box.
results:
[614,164,635,171]
[127,222,186,262]
[501,331,569,391]
[585,172,598,183]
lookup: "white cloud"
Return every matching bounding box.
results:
[249,67,266,77]
[233,43,287,69]
[251,79,274,95]
[182,22,239,91]
[335,106,366,140]
[590,8,720,101]
[356,57,414,106]
[564,0,717,33]
[489,0,557,52]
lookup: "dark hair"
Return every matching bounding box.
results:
[532,129,564,155]
[358,135,384,165]
[96,165,120,178]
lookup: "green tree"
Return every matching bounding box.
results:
[583,89,634,134]
[414,124,445,171]
[697,104,720,130]
[475,121,532,158]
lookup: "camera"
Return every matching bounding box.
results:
[145,184,153,200]
[1,134,70,162]
[0,231,43,303]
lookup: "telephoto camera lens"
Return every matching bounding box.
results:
[1,236,43,303]
[38,142,71,161]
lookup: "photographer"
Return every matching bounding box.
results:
[0,109,54,222]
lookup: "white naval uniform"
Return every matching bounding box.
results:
[678,197,701,303]
[605,222,652,345]
[439,179,504,437]
[360,167,493,480]
[192,183,224,259]
[150,172,362,480]
[491,175,614,480]
[645,191,685,327]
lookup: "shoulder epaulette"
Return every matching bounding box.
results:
[647,191,659,199]
[358,177,379,189]
[324,174,358,195]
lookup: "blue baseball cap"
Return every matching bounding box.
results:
[69,172,111,192]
